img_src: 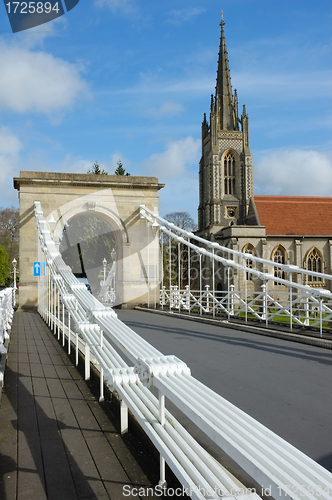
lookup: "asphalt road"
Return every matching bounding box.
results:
[117,309,332,473]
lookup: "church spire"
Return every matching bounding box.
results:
[215,14,238,131]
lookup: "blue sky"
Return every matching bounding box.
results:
[0,0,331,221]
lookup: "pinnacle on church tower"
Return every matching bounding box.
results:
[215,14,239,131]
[198,14,254,234]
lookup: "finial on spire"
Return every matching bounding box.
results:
[221,10,225,26]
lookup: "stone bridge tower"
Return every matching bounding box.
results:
[198,16,254,237]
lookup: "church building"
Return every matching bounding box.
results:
[197,16,332,292]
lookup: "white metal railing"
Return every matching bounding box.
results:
[34,202,332,500]
[0,287,15,392]
[97,261,116,304]
[140,205,332,336]
[160,285,332,336]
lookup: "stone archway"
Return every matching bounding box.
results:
[14,171,164,309]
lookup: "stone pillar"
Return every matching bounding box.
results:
[14,172,164,309]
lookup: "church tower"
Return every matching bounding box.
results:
[198,16,254,235]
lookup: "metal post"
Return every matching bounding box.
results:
[48,266,51,327]
[68,312,71,355]
[261,282,268,325]
[199,253,202,316]
[304,287,310,327]
[169,237,171,311]
[227,267,230,320]
[85,343,90,380]
[206,284,210,313]
[120,400,128,434]
[188,240,191,291]
[289,272,293,332]
[159,390,166,487]
[244,262,248,324]
[51,282,54,332]
[147,222,150,308]
[76,332,79,366]
[161,234,164,310]
[212,249,215,318]
[99,367,104,402]
[178,242,180,292]
[62,303,65,346]
[230,284,235,316]
[57,290,60,340]
[12,258,17,308]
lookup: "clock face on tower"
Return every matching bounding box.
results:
[226,207,236,218]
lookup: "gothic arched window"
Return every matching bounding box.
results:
[243,244,254,280]
[305,248,325,286]
[272,246,286,284]
[224,152,236,195]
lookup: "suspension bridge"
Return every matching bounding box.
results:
[0,200,332,500]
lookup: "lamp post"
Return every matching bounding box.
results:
[48,214,56,241]
[103,258,107,284]
[111,248,116,298]
[12,258,17,307]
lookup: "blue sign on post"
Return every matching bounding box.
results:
[34,262,45,277]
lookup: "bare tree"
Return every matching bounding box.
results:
[161,212,197,289]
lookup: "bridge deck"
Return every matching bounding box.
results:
[0,311,160,500]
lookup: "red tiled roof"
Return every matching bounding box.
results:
[254,196,332,236]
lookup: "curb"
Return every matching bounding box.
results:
[135,307,332,350]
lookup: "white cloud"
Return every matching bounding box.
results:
[159,173,198,221]
[145,101,185,119]
[233,70,332,101]
[141,136,200,220]
[94,0,134,13]
[143,136,200,179]
[0,127,23,206]
[0,41,89,116]
[254,149,332,196]
[166,8,205,25]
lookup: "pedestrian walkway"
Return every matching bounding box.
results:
[0,311,161,500]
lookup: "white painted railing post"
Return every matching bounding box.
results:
[99,367,104,402]
[168,237,171,312]
[85,343,90,380]
[212,248,215,318]
[199,253,202,316]
[261,282,267,323]
[205,284,210,312]
[289,272,293,332]
[227,266,230,320]
[304,286,310,326]
[159,390,166,487]
[62,303,65,346]
[161,286,166,307]
[230,284,234,316]
[47,266,50,327]
[68,312,71,355]
[185,285,190,311]
[57,290,60,340]
[120,400,128,434]
[75,332,79,366]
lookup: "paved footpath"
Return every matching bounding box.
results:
[0,311,163,500]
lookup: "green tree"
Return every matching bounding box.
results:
[87,161,108,175]
[0,246,10,286]
[0,206,19,267]
[114,160,130,176]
